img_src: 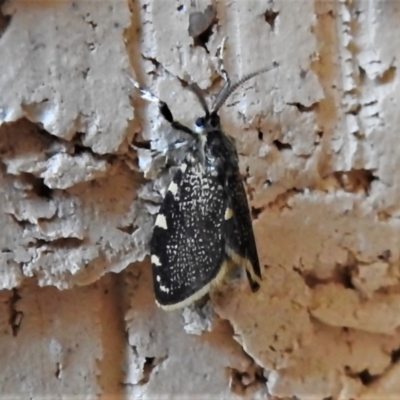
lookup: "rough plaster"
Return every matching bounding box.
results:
[1,0,400,399]
[0,275,125,398]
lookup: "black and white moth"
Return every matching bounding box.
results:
[131,39,277,310]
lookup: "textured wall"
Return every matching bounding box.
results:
[1,0,400,399]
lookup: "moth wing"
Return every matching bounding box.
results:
[223,171,262,291]
[151,163,228,310]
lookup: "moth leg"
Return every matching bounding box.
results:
[245,268,261,292]
[164,139,190,166]
[215,37,231,91]
[167,139,189,152]
[145,139,188,161]
[128,76,195,136]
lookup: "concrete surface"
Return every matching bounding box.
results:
[1,0,400,399]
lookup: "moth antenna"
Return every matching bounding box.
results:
[211,37,231,114]
[187,82,210,117]
[212,61,279,114]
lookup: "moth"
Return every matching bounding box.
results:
[131,39,277,310]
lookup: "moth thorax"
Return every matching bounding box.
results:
[196,128,208,149]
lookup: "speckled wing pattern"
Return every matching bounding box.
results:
[151,163,228,310]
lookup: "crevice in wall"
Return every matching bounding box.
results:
[390,347,400,364]
[36,237,83,248]
[377,65,396,84]
[116,223,138,235]
[333,169,377,194]
[138,357,155,385]
[131,137,152,150]
[0,119,54,156]
[297,270,329,289]
[141,55,162,74]
[267,189,300,212]
[70,130,118,160]
[358,369,377,385]
[287,101,319,113]
[217,318,269,398]
[188,4,217,53]
[228,365,266,396]
[55,362,62,379]
[8,288,23,337]
[335,264,356,290]
[340,337,400,391]
[251,206,264,220]
[134,352,168,386]
[0,0,11,39]
[273,139,292,151]
[30,176,53,199]
[378,249,391,262]
[263,8,279,32]
[10,173,54,199]
[344,365,378,386]
[7,214,33,232]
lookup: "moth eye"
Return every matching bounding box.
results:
[210,114,219,128]
[195,117,204,127]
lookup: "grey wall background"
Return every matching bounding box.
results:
[1,0,400,399]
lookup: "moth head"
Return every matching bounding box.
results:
[189,62,278,134]
[193,113,220,134]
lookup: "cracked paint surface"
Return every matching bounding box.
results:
[1,0,400,398]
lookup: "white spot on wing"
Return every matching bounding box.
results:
[224,207,233,220]
[180,163,188,173]
[168,181,179,196]
[151,254,162,266]
[155,214,168,229]
[160,285,170,293]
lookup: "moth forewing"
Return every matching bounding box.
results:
[150,160,229,309]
